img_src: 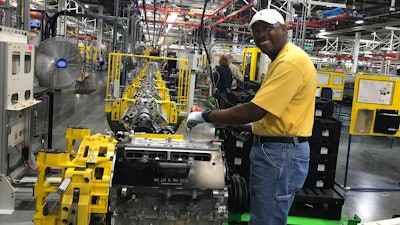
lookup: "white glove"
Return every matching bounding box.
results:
[186,112,205,129]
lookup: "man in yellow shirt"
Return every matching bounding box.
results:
[187,8,317,225]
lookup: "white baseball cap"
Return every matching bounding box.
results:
[249,9,285,29]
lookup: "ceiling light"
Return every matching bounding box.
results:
[84,4,89,8]
[166,24,173,32]
[166,12,179,23]
[316,33,328,38]
[390,0,395,11]
[385,26,400,31]
[355,19,364,24]
[183,13,190,22]
[158,37,164,45]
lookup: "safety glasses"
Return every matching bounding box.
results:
[251,23,281,36]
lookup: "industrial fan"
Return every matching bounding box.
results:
[35,37,83,90]
[34,37,83,148]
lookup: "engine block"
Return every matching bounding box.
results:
[109,134,228,225]
[33,128,229,225]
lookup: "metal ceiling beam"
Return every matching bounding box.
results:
[140,19,199,27]
[324,20,400,36]
[177,0,235,42]
[136,5,214,17]
[208,1,254,28]
[280,0,346,8]
[365,10,400,19]
[136,6,251,23]
[308,0,346,8]
[289,21,334,29]
[211,27,249,35]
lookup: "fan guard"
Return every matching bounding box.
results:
[35,37,83,89]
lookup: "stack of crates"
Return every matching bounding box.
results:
[221,127,253,182]
[306,107,341,189]
[290,97,345,220]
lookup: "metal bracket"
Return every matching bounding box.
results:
[0,174,15,214]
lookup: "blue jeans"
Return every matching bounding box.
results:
[249,141,310,225]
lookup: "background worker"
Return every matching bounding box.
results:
[186,9,317,225]
[212,54,233,109]
[335,65,344,73]
[161,53,177,74]
[226,53,244,89]
[161,53,177,86]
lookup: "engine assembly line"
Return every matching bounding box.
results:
[106,62,179,134]
[2,0,400,224]
[32,55,250,225]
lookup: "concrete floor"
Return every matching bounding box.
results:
[1,69,400,224]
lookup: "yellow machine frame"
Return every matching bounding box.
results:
[105,53,190,114]
[34,127,117,225]
[242,47,263,82]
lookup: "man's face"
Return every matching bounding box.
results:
[251,21,287,58]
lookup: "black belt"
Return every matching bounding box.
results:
[254,136,308,143]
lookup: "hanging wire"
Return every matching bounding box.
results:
[142,0,150,46]
[152,0,156,47]
[200,0,213,81]
[199,0,221,109]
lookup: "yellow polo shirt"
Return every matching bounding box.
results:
[251,42,317,137]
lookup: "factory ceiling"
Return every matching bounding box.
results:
[25,0,400,51]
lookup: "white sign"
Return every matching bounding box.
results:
[357,79,394,105]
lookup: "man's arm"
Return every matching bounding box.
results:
[233,64,244,81]
[208,102,267,124]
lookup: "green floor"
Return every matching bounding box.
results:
[227,213,361,225]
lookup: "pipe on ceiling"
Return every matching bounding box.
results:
[157,1,169,44]
[289,21,334,29]
[211,27,249,35]
[300,13,350,30]
[208,1,254,29]
[137,6,250,23]
[139,0,254,45]
[141,19,199,27]
[179,0,235,39]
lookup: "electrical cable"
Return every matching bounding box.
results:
[14,145,28,168]
[199,0,222,109]
[49,197,60,213]
[198,0,236,139]
[27,160,38,171]
[142,0,151,46]
[199,1,213,91]
[18,142,38,171]
[152,0,156,47]
[212,70,221,88]
[199,1,238,110]
[42,94,49,148]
